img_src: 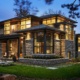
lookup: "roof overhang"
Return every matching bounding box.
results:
[0,33,21,40]
[15,24,65,34]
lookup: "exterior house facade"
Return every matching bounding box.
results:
[0,14,77,59]
[75,34,80,57]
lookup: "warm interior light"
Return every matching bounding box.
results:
[78,37,80,43]
[26,32,31,40]
[12,25,14,30]
[78,47,80,51]
[47,50,50,54]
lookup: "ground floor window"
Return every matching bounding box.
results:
[34,31,53,54]
[8,39,18,57]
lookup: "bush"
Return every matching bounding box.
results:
[71,57,80,62]
[32,54,63,59]
[24,55,32,58]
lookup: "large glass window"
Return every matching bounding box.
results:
[43,17,55,27]
[34,32,44,54]
[60,24,64,31]
[57,17,64,23]
[46,33,53,54]
[11,24,18,33]
[8,39,18,57]
[65,25,73,40]
[54,33,60,40]
[4,21,10,34]
[26,19,31,28]
[34,32,53,54]
[21,18,31,30]
[21,20,26,29]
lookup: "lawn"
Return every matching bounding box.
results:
[0,63,80,79]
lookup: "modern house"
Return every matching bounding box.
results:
[0,14,77,59]
[75,34,80,58]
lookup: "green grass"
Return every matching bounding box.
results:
[0,63,80,79]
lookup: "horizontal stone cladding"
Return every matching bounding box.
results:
[65,40,75,58]
[77,52,80,57]
[25,39,33,55]
[61,40,75,58]
[19,58,69,66]
[54,40,61,56]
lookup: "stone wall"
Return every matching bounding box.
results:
[25,39,33,56]
[54,40,61,56]
[61,40,75,58]
[19,58,69,66]
[65,40,75,58]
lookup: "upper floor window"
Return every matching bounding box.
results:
[21,20,26,29]
[26,19,31,28]
[4,21,10,34]
[65,25,73,40]
[21,18,31,30]
[57,17,64,23]
[43,17,55,27]
[60,24,64,31]
[11,24,18,33]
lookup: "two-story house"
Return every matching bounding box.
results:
[0,14,77,58]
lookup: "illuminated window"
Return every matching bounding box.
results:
[57,17,64,23]
[21,18,31,29]
[26,32,31,40]
[11,24,17,33]
[78,37,80,43]
[26,20,31,24]
[54,33,59,40]
[21,20,25,29]
[47,19,51,24]
[26,20,31,28]
[43,20,46,24]
[60,24,64,31]
[4,21,10,34]
[51,17,55,23]
[66,34,68,40]
[57,19,61,22]
[65,25,69,32]
[78,47,80,52]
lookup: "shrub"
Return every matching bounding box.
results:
[71,57,80,62]
[32,54,63,59]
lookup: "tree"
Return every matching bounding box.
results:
[14,0,38,17]
[44,0,80,18]
[42,9,65,16]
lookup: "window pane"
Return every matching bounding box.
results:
[43,20,46,24]
[34,47,44,54]
[78,47,80,52]
[60,24,64,31]
[46,47,52,54]
[78,37,80,43]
